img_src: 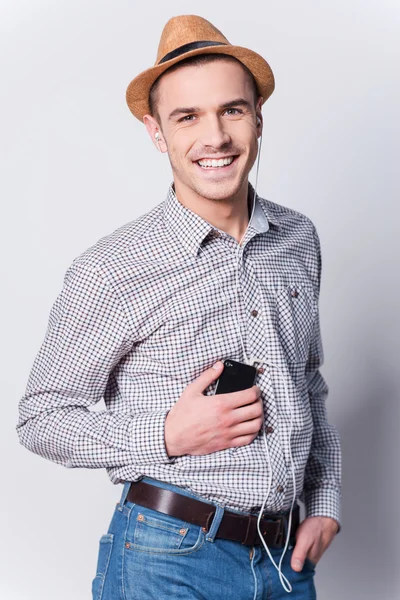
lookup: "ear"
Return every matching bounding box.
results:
[255,96,263,136]
[143,114,167,153]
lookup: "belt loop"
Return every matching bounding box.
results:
[117,480,132,511]
[205,505,225,543]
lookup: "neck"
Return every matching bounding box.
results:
[173,178,252,245]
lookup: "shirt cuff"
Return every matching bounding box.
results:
[303,485,342,533]
[129,410,177,465]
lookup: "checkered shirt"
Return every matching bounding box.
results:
[17,182,341,526]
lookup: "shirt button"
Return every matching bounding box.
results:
[265,426,274,434]
[291,289,299,297]
[251,309,258,317]
[257,367,265,374]
[209,230,221,238]
[276,485,284,493]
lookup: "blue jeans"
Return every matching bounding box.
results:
[91,477,316,599]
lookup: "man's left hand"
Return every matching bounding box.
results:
[290,516,339,571]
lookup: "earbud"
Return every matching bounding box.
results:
[155,131,164,152]
[256,117,261,126]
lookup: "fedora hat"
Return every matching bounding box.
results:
[126,15,275,122]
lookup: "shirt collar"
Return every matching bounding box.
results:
[163,181,281,257]
[247,182,281,233]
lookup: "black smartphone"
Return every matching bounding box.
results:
[214,359,257,394]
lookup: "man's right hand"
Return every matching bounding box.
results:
[164,360,264,458]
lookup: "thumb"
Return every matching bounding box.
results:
[291,539,311,572]
[191,360,224,394]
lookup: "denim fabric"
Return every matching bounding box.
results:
[91,478,317,600]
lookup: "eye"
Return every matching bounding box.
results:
[224,108,243,115]
[179,114,196,122]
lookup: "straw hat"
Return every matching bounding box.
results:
[126,15,275,122]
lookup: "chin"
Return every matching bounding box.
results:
[192,178,245,202]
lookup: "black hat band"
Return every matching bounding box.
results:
[159,41,227,64]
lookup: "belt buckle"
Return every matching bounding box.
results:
[242,513,284,547]
[272,516,285,547]
[260,514,285,548]
[242,514,258,545]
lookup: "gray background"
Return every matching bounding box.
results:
[1,1,399,598]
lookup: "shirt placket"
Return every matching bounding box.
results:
[237,234,288,512]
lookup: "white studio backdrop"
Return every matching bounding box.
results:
[1,1,399,598]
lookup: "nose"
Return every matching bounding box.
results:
[199,114,231,149]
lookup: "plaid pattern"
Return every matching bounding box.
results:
[17,182,341,526]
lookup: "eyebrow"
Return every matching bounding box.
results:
[168,98,253,121]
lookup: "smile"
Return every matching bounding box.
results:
[196,156,236,168]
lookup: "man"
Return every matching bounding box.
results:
[17,14,341,599]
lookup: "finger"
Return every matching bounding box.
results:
[230,401,263,425]
[230,433,258,448]
[191,361,225,394]
[291,539,313,572]
[229,417,264,438]
[308,554,319,566]
[225,386,261,409]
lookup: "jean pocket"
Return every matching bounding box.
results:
[275,282,316,363]
[91,533,114,600]
[125,504,205,556]
[303,557,317,571]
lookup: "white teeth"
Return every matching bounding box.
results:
[197,156,235,168]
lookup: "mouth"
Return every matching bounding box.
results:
[194,155,239,173]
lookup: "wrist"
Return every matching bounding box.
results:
[164,411,182,458]
[306,515,340,535]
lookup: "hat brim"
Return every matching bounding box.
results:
[126,44,275,122]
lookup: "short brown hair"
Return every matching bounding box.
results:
[149,53,260,127]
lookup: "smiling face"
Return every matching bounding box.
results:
[143,57,263,204]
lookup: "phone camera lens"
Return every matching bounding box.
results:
[225,361,233,367]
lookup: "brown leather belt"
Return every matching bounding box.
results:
[126,480,300,548]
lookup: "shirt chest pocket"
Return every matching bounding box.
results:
[274,282,316,363]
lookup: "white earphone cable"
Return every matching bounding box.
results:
[196,123,296,593]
